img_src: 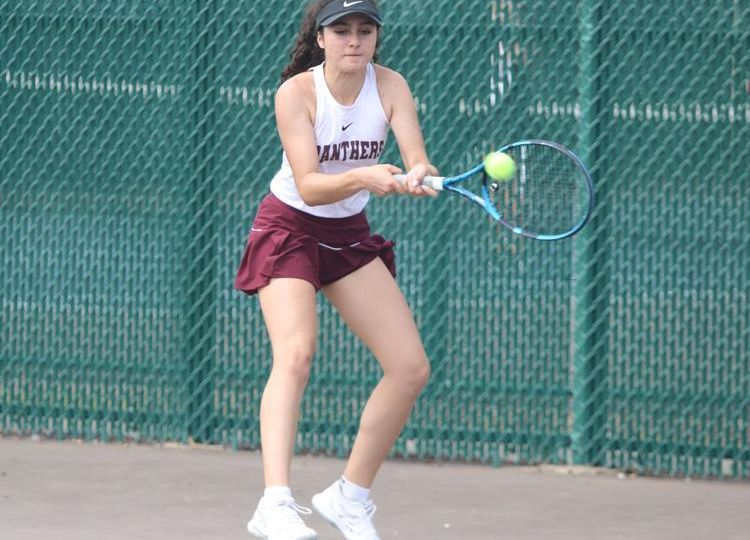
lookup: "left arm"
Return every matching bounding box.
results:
[377,66,438,195]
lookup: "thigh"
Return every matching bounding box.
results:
[258,277,318,356]
[321,258,427,371]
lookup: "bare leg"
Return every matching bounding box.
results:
[322,258,430,487]
[257,278,318,487]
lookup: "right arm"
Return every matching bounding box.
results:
[274,76,404,206]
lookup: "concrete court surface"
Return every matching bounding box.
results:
[0,436,748,540]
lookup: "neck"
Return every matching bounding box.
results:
[323,62,367,106]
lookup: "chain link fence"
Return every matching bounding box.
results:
[1,0,748,479]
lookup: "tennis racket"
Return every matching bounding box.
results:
[396,139,595,241]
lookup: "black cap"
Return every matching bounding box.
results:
[316,0,382,28]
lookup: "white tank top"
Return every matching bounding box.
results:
[269,62,389,217]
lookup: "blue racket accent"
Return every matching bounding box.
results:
[439,163,504,219]
[400,140,595,241]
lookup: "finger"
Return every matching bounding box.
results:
[409,184,437,198]
[405,183,422,197]
[406,171,424,191]
[404,172,419,193]
[410,179,425,195]
[391,178,408,194]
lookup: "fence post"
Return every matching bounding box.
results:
[571,0,607,466]
[186,0,219,444]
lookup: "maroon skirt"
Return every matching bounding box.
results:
[234,193,396,295]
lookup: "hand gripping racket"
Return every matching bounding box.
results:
[396,140,595,241]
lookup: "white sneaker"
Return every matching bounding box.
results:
[247,495,318,540]
[311,481,380,540]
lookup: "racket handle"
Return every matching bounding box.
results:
[393,174,445,191]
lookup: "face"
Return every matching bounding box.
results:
[316,14,378,72]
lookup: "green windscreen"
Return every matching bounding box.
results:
[1,0,748,478]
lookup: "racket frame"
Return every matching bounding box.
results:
[409,140,595,241]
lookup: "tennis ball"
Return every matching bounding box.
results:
[484,152,516,181]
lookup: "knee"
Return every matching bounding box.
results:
[272,342,316,386]
[413,358,431,391]
[391,355,431,396]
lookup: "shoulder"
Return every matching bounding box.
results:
[373,64,412,120]
[275,71,316,122]
[373,64,409,93]
[276,71,315,102]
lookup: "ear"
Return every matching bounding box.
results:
[316,29,325,50]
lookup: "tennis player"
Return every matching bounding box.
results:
[235,1,436,538]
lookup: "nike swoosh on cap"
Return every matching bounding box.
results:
[316,0,382,28]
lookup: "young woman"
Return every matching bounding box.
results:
[235,1,436,538]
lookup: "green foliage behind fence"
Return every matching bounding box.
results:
[1,0,748,478]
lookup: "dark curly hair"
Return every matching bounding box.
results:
[280,0,381,84]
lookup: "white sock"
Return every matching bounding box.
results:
[264,486,292,501]
[340,475,371,502]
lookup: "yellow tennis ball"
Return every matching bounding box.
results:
[484,152,516,180]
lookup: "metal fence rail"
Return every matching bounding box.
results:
[1,0,748,479]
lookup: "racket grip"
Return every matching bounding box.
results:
[393,174,445,191]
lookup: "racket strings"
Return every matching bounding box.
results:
[490,145,589,235]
